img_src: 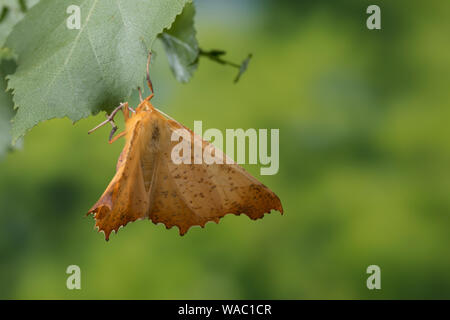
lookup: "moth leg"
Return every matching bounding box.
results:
[108,131,127,144]
[108,102,135,143]
[146,52,154,95]
[107,102,132,143]
[108,121,118,142]
[121,102,130,122]
[88,102,129,141]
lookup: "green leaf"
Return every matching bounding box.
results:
[160,2,198,83]
[0,0,39,59]
[5,0,191,142]
[0,59,17,158]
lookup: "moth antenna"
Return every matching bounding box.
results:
[138,87,143,102]
[154,107,176,122]
[146,51,154,94]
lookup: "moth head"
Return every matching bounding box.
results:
[136,99,155,112]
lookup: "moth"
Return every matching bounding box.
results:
[88,53,283,240]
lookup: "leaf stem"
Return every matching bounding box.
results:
[198,49,252,83]
[198,49,240,68]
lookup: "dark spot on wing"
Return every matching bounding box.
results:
[152,125,160,141]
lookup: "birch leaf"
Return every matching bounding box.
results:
[160,2,198,83]
[0,0,39,60]
[0,59,16,157]
[5,0,191,142]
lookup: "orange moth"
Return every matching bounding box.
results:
[88,53,283,240]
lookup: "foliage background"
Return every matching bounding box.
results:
[0,0,449,299]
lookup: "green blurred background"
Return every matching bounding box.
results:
[1,0,449,299]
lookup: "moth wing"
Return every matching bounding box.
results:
[88,118,151,240]
[146,110,283,235]
[89,108,283,239]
